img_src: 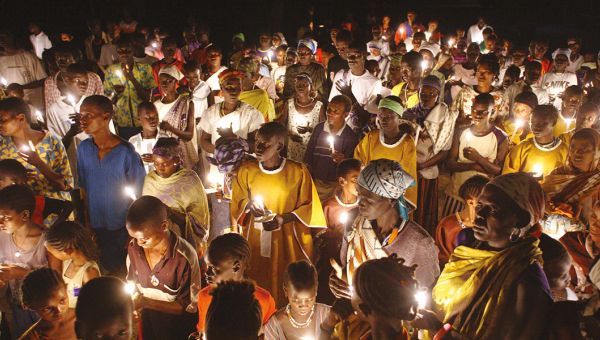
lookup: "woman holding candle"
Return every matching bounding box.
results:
[354,95,418,211]
[501,91,537,146]
[443,93,508,217]
[142,137,209,252]
[153,65,198,170]
[418,173,552,339]
[503,104,568,177]
[230,122,326,306]
[0,97,73,201]
[278,72,325,163]
[282,39,327,100]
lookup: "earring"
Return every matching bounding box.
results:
[509,228,521,242]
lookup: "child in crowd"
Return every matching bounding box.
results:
[0,159,73,226]
[560,101,600,145]
[128,101,159,173]
[317,158,361,304]
[204,281,262,340]
[0,185,61,338]
[304,95,359,201]
[125,195,200,340]
[554,85,584,136]
[435,175,488,265]
[264,260,331,340]
[197,233,276,333]
[539,234,578,302]
[502,91,537,146]
[74,276,133,340]
[45,221,101,309]
[4,83,39,127]
[503,104,569,177]
[542,50,578,110]
[19,268,76,339]
[444,93,508,216]
[183,61,213,123]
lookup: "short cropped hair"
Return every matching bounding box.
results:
[81,95,114,116]
[126,195,167,229]
[0,97,31,123]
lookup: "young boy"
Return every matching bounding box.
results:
[0,97,73,201]
[554,85,584,136]
[0,159,72,226]
[304,95,359,200]
[435,175,488,265]
[128,102,159,173]
[316,158,361,304]
[502,91,538,146]
[5,83,38,126]
[76,95,145,274]
[126,195,200,340]
[183,61,213,124]
[561,101,600,146]
[231,122,326,305]
[542,51,578,110]
[75,276,134,340]
[503,104,569,177]
[197,233,276,333]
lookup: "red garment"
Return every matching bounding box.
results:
[435,214,462,265]
[151,59,185,98]
[529,57,551,76]
[32,195,45,225]
[560,231,593,276]
[196,284,276,331]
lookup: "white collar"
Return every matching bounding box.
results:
[259,158,286,174]
[379,130,406,148]
[533,137,562,152]
[323,122,347,137]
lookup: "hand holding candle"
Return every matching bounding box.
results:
[511,119,525,140]
[532,164,544,178]
[327,135,336,154]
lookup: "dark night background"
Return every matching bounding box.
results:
[1,0,599,55]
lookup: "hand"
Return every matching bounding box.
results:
[159,121,174,133]
[68,114,82,135]
[141,154,154,163]
[289,134,303,143]
[216,123,236,139]
[462,147,481,162]
[113,84,125,95]
[132,293,145,313]
[296,125,311,134]
[18,149,44,168]
[331,151,345,164]
[329,272,352,300]
[411,309,443,331]
[335,79,353,98]
[263,215,283,231]
[250,200,267,218]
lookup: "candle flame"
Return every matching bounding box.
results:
[124,186,137,200]
[124,281,136,296]
[514,119,525,129]
[532,164,543,178]
[0,77,7,86]
[448,38,455,47]
[67,93,77,107]
[35,110,44,123]
[339,212,349,224]
[253,195,264,209]
[415,288,428,309]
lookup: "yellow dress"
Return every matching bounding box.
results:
[559,130,575,147]
[502,138,568,177]
[239,89,276,122]
[231,159,326,306]
[391,82,419,109]
[354,130,418,209]
[553,116,575,137]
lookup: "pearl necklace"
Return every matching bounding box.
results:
[286,304,314,329]
[294,97,315,108]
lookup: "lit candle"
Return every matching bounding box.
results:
[415,288,428,310]
[35,110,44,123]
[0,77,7,87]
[327,135,335,153]
[532,164,544,178]
[564,118,573,131]
[67,93,77,109]
[339,211,349,224]
[447,38,455,47]
[115,69,125,85]
[28,141,35,152]
[124,281,136,296]
[399,26,405,36]
[151,42,158,49]
[124,186,137,201]
[253,195,264,210]
[20,144,30,152]
[420,60,428,73]
[267,50,274,60]
[511,119,525,140]
[296,115,308,128]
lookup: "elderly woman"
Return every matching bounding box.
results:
[282,39,327,100]
[143,137,209,252]
[153,65,198,170]
[426,173,551,339]
[278,72,325,162]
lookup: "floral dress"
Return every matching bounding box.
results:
[286,99,322,162]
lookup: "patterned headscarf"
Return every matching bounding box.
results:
[207,137,249,173]
[218,69,244,85]
[358,159,415,219]
[488,173,545,228]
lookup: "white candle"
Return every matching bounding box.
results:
[465,130,473,143]
[0,77,7,87]
[532,164,544,178]
[447,38,455,47]
[415,288,428,309]
[27,141,35,152]
[339,212,349,224]
[124,281,136,296]
[124,186,137,200]
[511,119,524,140]
[564,118,573,131]
[253,195,264,209]
[115,69,125,85]
[35,110,44,123]
[67,93,77,109]
[327,135,335,153]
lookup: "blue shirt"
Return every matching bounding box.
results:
[77,138,145,230]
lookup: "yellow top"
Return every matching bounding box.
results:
[502,138,568,177]
[500,119,534,145]
[553,116,575,137]
[391,82,419,109]
[230,158,325,305]
[239,89,276,122]
[354,130,418,208]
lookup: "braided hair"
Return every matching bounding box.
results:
[46,221,100,261]
[207,233,251,266]
[205,280,261,340]
[354,255,419,321]
[21,268,65,309]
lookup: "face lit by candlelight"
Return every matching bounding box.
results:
[470,102,492,125]
[30,285,70,322]
[530,113,554,139]
[576,106,598,129]
[294,77,312,97]
[568,137,596,172]
[339,168,360,197]
[153,154,180,178]
[377,107,401,132]
[512,102,533,122]
[0,207,28,234]
[0,110,26,137]
[221,77,242,102]
[284,282,317,317]
[255,133,283,163]
[326,100,348,130]
[138,106,159,133]
[64,71,89,96]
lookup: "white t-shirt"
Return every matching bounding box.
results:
[466,24,490,44]
[205,66,228,92]
[29,32,52,59]
[128,133,157,174]
[541,72,578,109]
[198,102,265,145]
[190,81,211,120]
[329,69,391,114]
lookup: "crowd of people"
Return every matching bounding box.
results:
[1,7,600,340]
